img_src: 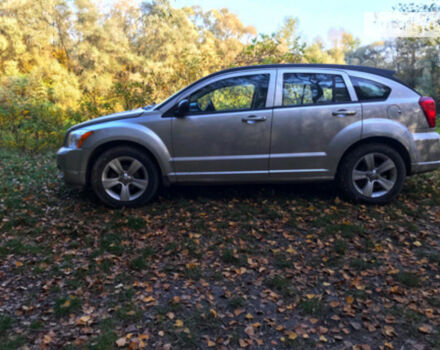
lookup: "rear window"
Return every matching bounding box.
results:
[350,76,391,101]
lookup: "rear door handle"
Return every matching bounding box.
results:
[332,109,357,117]
[242,115,266,124]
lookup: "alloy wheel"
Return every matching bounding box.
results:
[352,152,397,198]
[101,156,149,201]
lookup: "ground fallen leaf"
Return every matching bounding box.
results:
[116,337,126,347]
[234,308,245,316]
[245,324,254,337]
[239,338,248,347]
[346,296,354,304]
[418,324,432,334]
[287,331,297,340]
[383,326,396,337]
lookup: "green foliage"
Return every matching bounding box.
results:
[0,0,362,152]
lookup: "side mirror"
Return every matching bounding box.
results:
[176,99,189,117]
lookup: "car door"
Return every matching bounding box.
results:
[170,70,276,182]
[270,68,362,179]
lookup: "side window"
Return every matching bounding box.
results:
[350,76,391,101]
[188,74,270,114]
[282,73,351,106]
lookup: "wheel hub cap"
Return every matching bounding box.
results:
[101,156,149,202]
[352,152,397,198]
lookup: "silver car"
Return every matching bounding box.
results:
[57,64,440,207]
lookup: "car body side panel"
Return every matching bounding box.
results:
[168,68,277,183]
[347,71,430,132]
[269,68,362,180]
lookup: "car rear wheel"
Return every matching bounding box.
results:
[337,143,406,204]
[91,146,159,208]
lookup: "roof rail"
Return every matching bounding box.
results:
[217,64,396,79]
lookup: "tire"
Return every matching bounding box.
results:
[337,143,406,204]
[91,146,160,208]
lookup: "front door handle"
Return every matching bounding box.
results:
[242,115,266,124]
[332,109,357,117]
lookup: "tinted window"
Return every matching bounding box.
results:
[188,74,269,113]
[350,76,391,101]
[282,73,351,106]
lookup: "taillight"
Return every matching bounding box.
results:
[419,96,436,128]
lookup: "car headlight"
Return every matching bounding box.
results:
[66,130,94,148]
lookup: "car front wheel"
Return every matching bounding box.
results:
[337,143,406,204]
[91,146,159,208]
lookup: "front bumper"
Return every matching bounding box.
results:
[411,132,440,174]
[56,147,88,186]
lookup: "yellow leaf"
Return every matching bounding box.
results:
[142,296,156,303]
[286,246,297,254]
[210,309,217,318]
[15,261,23,267]
[207,339,216,347]
[175,319,183,327]
[77,315,91,325]
[319,335,327,342]
[346,296,354,304]
[245,313,253,320]
[413,241,422,247]
[287,331,297,340]
[61,299,71,308]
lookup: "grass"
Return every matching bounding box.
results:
[394,271,421,288]
[0,148,440,349]
[129,256,148,271]
[88,319,118,350]
[299,299,326,317]
[0,315,12,337]
[265,275,295,297]
[115,305,142,322]
[54,296,82,317]
[227,297,245,309]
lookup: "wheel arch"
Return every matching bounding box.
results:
[86,140,166,186]
[336,136,412,177]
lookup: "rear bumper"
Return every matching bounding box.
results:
[411,132,440,174]
[411,160,440,174]
[56,147,88,186]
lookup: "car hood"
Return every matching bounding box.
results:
[68,108,146,132]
